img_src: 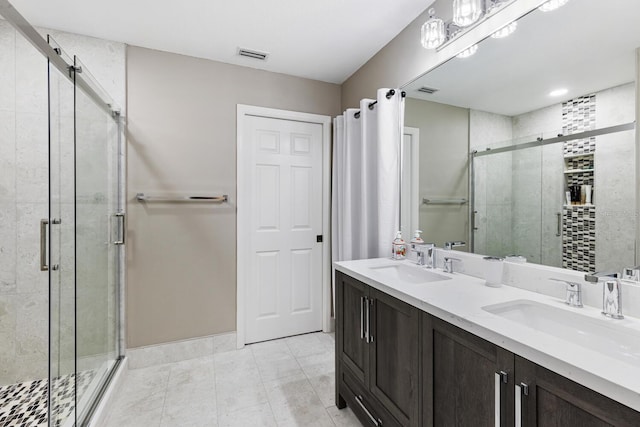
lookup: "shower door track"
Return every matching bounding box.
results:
[473,122,635,158]
[0,0,118,117]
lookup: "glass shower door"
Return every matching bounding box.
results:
[47,37,77,427]
[73,55,122,423]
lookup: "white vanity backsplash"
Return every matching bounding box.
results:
[434,248,640,318]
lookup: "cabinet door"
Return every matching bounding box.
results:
[369,288,421,426]
[515,356,640,427]
[424,316,514,427]
[335,271,368,384]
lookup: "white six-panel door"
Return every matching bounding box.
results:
[242,114,324,344]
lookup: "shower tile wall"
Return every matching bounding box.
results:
[469,110,513,256]
[594,83,636,272]
[512,104,563,265]
[0,19,50,385]
[0,19,126,386]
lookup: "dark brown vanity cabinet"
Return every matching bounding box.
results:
[422,316,515,427]
[335,271,420,427]
[422,316,640,427]
[336,271,640,427]
[515,356,640,427]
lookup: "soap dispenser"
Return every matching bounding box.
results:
[392,231,406,260]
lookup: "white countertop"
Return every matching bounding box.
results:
[335,258,640,412]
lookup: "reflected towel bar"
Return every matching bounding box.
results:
[136,193,228,203]
[423,198,468,205]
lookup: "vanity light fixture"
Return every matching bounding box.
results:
[538,0,570,12]
[453,0,484,27]
[549,88,569,97]
[457,44,479,58]
[490,20,517,38]
[421,8,446,49]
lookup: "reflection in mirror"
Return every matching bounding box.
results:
[401,0,638,274]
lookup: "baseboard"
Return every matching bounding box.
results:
[126,332,238,370]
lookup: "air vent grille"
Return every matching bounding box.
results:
[238,47,269,61]
[418,86,439,94]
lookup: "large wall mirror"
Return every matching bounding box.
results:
[401,0,638,273]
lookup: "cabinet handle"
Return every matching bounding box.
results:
[367,298,374,343]
[354,395,382,426]
[495,371,508,427]
[360,296,365,340]
[515,382,529,427]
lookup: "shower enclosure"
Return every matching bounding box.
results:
[0,3,124,426]
[471,124,636,272]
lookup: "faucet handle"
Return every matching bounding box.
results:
[550,278,583,307]
[444,241,466,250]
[444,256,462,273]
[622,266,640,281]
[584,271,619,283]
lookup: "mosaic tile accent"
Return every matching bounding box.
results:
[562,95,596,156]
[566,155,594,171]
[562,206,596,271]
[562,95,597,271]
[0,371,96,427]
[566,171,594,187]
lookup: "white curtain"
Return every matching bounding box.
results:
[332,88,405,267]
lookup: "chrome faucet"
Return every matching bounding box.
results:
[444,241,465,250]
[444,256,461,273]
[550,278,583,308]
[413,243,435,268]
[585,272,624,319]
[622,266,640,281]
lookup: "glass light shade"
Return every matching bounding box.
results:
[491,21,517,39]
[453,0,483,27]
[421,14,446,49]
[539,0,569,12]
[457,44,479,58]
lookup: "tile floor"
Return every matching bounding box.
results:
[101,332,361,427]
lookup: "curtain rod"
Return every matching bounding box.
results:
[354,90,406,119]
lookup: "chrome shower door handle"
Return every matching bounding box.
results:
[556,212,562,237]
[40,219,49,271]
[114,212,125,245]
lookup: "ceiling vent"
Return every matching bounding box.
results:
[417,86,439,94]
[237,47,269,61]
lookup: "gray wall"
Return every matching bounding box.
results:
[126,46,341,348]
[404,98,469,248]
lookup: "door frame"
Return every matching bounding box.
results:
[402,127,420,236]
[236,104,332,348]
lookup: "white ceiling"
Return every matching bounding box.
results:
[9,0,430,84]
[404,0,640,116]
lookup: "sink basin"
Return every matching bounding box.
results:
[483,300,640,363]
[369,264,451,284]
